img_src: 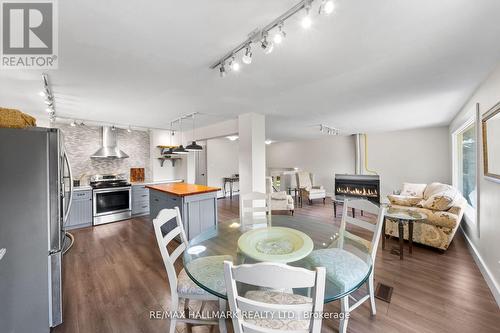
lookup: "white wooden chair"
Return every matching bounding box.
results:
[337,199,386,333]
[240,191,271,228]
[224,261,326,333]
[153,208,227,333]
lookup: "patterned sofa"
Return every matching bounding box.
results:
[386,182,466,251]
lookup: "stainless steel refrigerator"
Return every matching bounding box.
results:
[0,127,73,332]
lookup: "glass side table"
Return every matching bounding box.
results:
[384,207,427,260]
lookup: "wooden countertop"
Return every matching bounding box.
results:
[146,183,220,197]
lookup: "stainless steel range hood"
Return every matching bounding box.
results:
[91,126,129,159]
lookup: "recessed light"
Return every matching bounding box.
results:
[226,135,239,141]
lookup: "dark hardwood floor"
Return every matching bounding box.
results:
[54,197,500,333]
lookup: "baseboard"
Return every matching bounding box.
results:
[461,226,500,308]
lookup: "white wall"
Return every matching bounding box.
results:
[363,127,451,199]
[206,138,239,197]
[266,135,355,195]
[149,129,186,181]
[449,62,500,306]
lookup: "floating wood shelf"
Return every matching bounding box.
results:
[158,156,181,167]
[157,145,178,155]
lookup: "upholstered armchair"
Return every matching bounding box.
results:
[265,177,294,215]
[296,171,326,206]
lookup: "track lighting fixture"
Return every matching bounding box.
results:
[319,0,335,15]
[301,4,313,29]
[319,124,340,135]
[111,125,116,131]
[70,120,77,127]
[211,0,339,76]
[261,32,274,54]
[242,44,252,64]
[273,22,286,44]
[127,125,132,133]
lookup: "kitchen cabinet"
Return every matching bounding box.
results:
[132,184,150,216]
[65,190,92,230]
[148,183,219,240]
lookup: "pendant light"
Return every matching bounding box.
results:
[186,114,203,151]
[173,118,188,154]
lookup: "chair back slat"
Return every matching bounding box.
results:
[344,215,376,232]
[225,261,326,333]
[232,262,316,289]
[345,199,379,215]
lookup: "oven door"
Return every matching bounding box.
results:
[93,187,131,224]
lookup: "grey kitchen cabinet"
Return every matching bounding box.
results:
[149,189,217,240]
[65,190,92,230]
[132,184,150,215]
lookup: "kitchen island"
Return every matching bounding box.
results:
[146,183,219,240]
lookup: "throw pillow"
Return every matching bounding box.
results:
[419,189,459,211]
[400,183,427,198]
[387,194,422,207]
[423,182,453,200]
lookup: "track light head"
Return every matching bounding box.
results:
[261,33,274,54]
[229,55,240,71]
[242,44,253,64]
[320,0,335,15]
[301,4,312,29]
[219,62,227,77]
[70,120,77,127]
[273,22,286,44]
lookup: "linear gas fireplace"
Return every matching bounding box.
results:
[334,174,380,203]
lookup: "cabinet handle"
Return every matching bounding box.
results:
[141,194,148,197]
[142,205,148,208]
[154,198,159,202]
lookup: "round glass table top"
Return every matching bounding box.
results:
[385,207,427,221]
[183,215,373,303]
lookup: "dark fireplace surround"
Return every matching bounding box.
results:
[334,174,380,203]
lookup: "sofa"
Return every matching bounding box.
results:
[266,177,294,214]
[386,182,466,251]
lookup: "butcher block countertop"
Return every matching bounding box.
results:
[146,183,220,197]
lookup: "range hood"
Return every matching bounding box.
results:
[91,126,129,159]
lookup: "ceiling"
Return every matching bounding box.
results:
[1,0,500,141]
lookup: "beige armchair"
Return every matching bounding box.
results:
[296,171,326,206]
[266,177,294,215]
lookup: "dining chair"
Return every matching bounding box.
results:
[224,261,326,333]
[304,199,385,333]
[153,208,227,333]
[337,199,385,333]
[240,191,271,227]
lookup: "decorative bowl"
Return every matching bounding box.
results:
[237,227,314,263]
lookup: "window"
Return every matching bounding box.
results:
[453,119,477,215]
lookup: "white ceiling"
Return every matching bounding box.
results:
[1,0,500,141]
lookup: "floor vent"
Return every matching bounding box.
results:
[375,283,393,303]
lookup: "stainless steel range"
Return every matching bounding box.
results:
[90,174,131,225]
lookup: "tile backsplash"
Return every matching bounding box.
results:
[59,124,151,183]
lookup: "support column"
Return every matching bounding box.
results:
[238,113,266,213]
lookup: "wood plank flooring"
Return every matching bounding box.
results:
[53,197,500,333]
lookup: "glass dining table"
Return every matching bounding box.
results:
[183,215,372,303]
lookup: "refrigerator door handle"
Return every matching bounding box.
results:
[63,150,74,225]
